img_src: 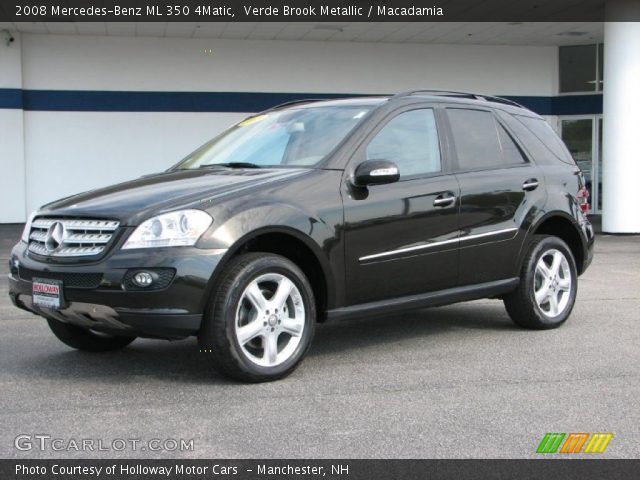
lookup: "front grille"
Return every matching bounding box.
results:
[28,218,119,258]
[18,267,103,289]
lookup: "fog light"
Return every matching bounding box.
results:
[132,271,154,287]
[9,257,19,275]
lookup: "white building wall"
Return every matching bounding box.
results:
[7,34,558,221]
[21,35,557,93]
[0,33,26,223]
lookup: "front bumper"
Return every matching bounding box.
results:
[8,241,227,338]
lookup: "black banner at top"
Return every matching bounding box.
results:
[2,0,639,23]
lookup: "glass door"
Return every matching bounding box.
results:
[560,117,601,213]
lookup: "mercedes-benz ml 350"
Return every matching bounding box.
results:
[8,90,594,382]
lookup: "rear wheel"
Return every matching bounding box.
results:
[199,252,316,382]
[46,318,136,352]
[504,235,578,329]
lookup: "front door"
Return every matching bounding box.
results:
[343,106,460,305]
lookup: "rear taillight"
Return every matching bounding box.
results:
[577,187,590,214]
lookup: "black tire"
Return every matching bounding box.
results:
[504,235,578,330]
[199,252,316,383]
[46,318,136,352]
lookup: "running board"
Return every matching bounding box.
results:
[325,278,519,322]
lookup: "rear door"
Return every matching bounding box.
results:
[443,106,545,285]
[342,104,460,305]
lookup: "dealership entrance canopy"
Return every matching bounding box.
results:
[0,0,639,232]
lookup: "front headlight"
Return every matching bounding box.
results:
[122,209,213,250]
[21,211,38,243]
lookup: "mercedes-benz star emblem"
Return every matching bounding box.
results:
[45,222,65,252]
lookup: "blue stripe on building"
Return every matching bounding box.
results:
[550,95,603,115]
[0,89,24,109]
[0,88,603,116]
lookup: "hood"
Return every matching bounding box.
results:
[39,168,309,225]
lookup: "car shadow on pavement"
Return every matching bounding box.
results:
[16,302,516,385]
[311,302,517,357]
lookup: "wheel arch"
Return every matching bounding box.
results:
[525,212,588,275]
[204,226,335,321]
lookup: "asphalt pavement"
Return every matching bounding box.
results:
[1,224,638,458]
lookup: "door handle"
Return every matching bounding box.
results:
[522,178,539,191]
[434,193,456,207]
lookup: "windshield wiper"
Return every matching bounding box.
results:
[199,162,263,169]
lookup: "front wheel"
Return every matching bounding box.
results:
[199,253,316,382]
[504,235,578,329]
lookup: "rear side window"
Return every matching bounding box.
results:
[366,109,441,178]
[497,123,527,165]
[514,115,575,165]
[447,109,526,170]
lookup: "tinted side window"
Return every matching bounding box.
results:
[515,115,575,165]
[366,109,441,178]
[496,112,555,165]
[447,109,525,170]
[497,123,527,165]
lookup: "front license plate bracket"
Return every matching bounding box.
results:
[32,277,66,309]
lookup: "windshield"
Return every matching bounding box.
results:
[174,105,371,170]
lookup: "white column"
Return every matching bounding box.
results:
[602,5,640,233]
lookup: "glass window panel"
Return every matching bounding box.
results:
[497,123,527,165]
[561,119,594,202]
[598,43,604,91]
[516,116,575,165]
[366,109,441,178]
[177,106,372,169]
[447,109,503,169]
[498,112,557,166]
[448,109,525,170]
[559,44,597,93]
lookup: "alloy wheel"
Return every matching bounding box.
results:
[533,249,572,318]
[234,273,305,367]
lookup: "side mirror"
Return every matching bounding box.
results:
[352,160,400,187]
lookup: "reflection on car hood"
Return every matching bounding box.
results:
[39,168,309,225]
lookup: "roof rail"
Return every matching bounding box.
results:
[266,94,390,112]
[391,89,526,109]
[265,98,326,111]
